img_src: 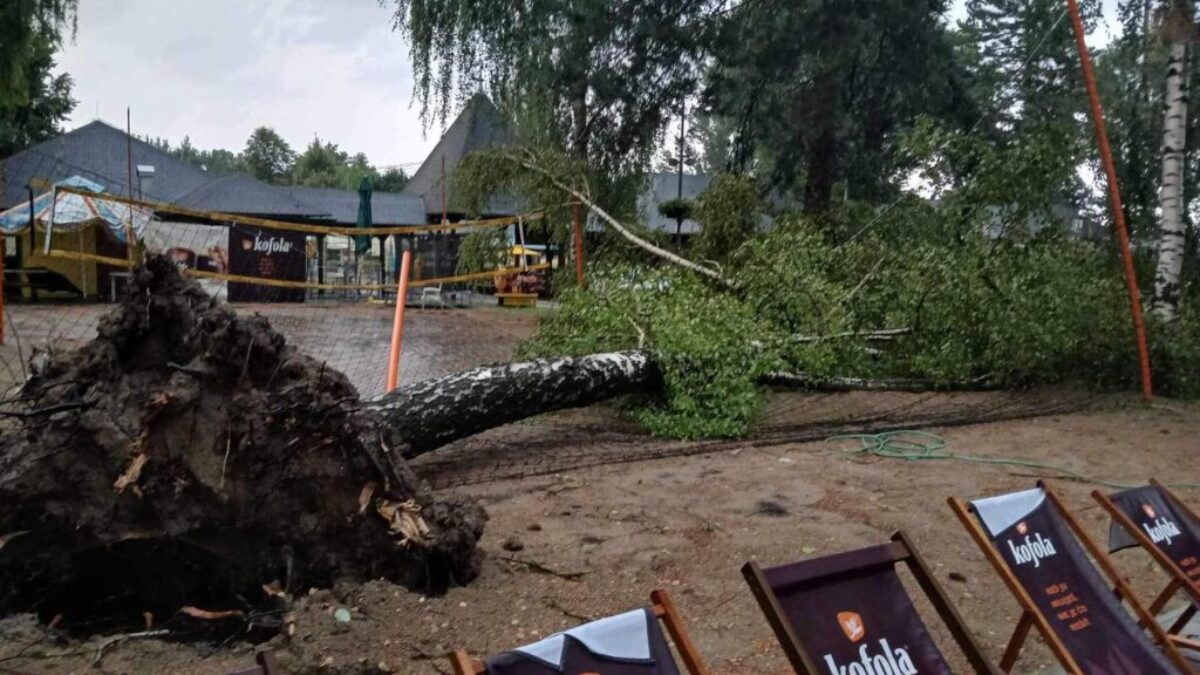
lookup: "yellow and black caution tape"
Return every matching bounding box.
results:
[46,250,135,267]
[46,248,549,292]
[53,185,545,237]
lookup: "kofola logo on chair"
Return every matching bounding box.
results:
[823,611,917,675]
[1140,503,1182,545]
[1007,521,1057,568]
[838,612,865,643]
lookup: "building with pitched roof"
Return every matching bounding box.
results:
[402,94,517,220]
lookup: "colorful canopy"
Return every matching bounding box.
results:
[0,176,152,243]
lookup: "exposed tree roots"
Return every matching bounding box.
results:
[0,257,488,636]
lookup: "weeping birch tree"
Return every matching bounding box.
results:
[386,0,719,177]
[1152,0,1195,322]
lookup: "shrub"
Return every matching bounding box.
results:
[692,174,765,264]
[519,264,781,438]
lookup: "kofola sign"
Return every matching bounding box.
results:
[822,611,918,675]
[227,225,306,302]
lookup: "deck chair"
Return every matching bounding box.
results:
[420,283,444,308]
[225,650,280,675]
[449,589,707,675]
[741,531,999,675]
[949,482,1196,674]
[1094,480,1200,642]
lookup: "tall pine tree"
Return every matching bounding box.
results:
[705,0,974,211]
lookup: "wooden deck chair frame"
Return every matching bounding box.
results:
[1093,479,1200,647]
[949,483,1196,674]
[448,589,708,675]
[741,530,1000,675]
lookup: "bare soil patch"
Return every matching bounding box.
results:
[3,396,1196,674]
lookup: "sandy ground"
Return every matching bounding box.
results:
[2,396,1197,674]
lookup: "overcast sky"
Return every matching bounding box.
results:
[56,0,1121,171]
[58,0,437,170]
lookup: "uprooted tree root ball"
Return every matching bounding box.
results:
[0,256,487,637]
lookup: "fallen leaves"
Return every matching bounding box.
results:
[375,499,430,547]
[113,453,148,494]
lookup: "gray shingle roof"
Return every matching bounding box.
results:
[0,120,213,207]
[3,120,441,225]
[286,185,425,225]
[403,94,516,216]
[173,174,325,218]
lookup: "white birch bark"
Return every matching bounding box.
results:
[1152,41,1190,322]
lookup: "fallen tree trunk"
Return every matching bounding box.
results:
[0,258,658,634]
[366,352,658,458]
[500,148,733,286]
[761,371,999,392]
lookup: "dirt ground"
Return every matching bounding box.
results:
[2,395,1197,674]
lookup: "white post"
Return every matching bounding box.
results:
[43,185,57,255]
[516,215,528,272]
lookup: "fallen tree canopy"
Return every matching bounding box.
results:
[0,257,659,636]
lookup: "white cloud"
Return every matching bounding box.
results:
[57,0,439,169]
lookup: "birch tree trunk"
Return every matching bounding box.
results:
[365,351,659,458]
[1152,40,1190,322]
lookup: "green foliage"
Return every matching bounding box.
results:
[705,0,973,209]
[0,0,75,111]
[521,192,1200,439]
[146,136,244,176]
[0,32,73,157]
[960,0,1098,134]
[732,202,1134,387]
[1150,311,1200,398]
[691,174,763,263]
[387,0,718,179]
[290,137,347,187]
[657,198,694,224]
[520,265,779,438]
[453,145,582,238]
[374,167,410,193]
[243,127,296,184]
[152,130,405,192]
[455,228,510,284]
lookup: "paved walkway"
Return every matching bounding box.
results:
[0,301,539,398]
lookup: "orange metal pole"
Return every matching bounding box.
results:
[1065,0,1153,402]
[386,249,412,392]
[0,236,6,346]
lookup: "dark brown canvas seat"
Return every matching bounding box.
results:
[950,483,1195,674]
[1095,480,1200,641]
[742,531,998,675]
[449,589,707,675]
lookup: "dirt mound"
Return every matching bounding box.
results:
[0,257,486,637]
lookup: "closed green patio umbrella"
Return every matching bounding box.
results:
[355,176,373,256]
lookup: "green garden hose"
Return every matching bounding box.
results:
[825,430,1200,491]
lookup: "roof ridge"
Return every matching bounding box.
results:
[77,119,212,180]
